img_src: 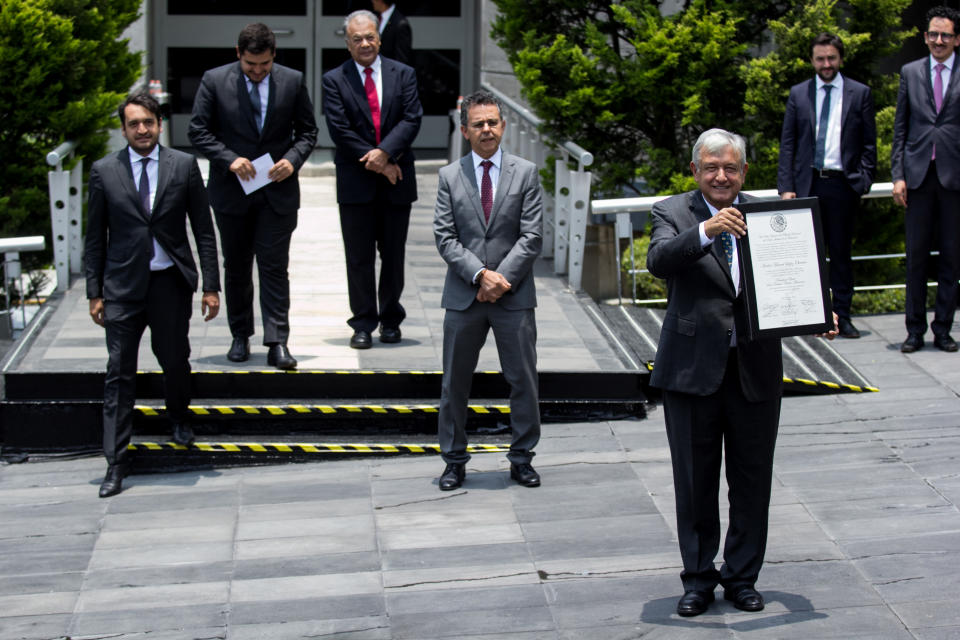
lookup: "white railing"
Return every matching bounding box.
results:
[591,182,911,304]
[0,236,46,338]
[480,84,594,291]
[46,140,84,293]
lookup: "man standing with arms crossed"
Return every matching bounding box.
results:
[892,6,960,353]
[433,90,543,491]
[86,93,220,497]
[779,33,876,339]
[190,23,318,369]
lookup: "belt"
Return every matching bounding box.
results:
[813,167,844,179]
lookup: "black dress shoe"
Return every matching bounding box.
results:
[227,337,250,362]
[901,333,924,353]
[724,585,764,611]
[439,463,465,491]
[99,461,129,498]
[350,330,372,350]
[171,422,195,447]
[379,325,401,344]
[677,589,714,617]
[934,334,959,352]
[510,462,541,487]
[267,344,297,370]
[838,317,861,339]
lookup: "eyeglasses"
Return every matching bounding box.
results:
[926,31,957,42]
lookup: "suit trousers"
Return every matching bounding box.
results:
[811,175,860,319]
[338,198,410,333]
[662,349,781,592]
[438,302,540,465]
[102,268,193,464]
[904,162,960,337]
[214,191,297,345]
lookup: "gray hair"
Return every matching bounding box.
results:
[344,10,379,38]
[691,128,746,171]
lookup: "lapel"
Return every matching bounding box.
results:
[806,79,818,139]
[344,61,375,130]
[691,191,736,294]
[940,55,960,114]
[457,154,486,227]
[261,71,277,135]
[152,146,173,220]
[489,152,516,227]
[921,58,938,113]
[115,148,148,223]
[235,63,260,136]
[380,58,395,127]
[841,78,853,132]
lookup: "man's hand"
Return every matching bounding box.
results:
[201,292,220,322]
[381,163,403,185]
[892,180,908,207]
[781,192,797,200]
[229,157,256,181]
[703,206,747,239]
[89,298,105,327]
[268,159,295,183]
[476,269,511,303]
[360,148,390,173]
[816,311,840,340]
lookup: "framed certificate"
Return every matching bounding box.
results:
[736,197,833,340]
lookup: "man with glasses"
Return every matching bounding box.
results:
[322,10,422,350]
[892,6,960,353]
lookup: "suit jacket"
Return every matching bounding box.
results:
[778,76,877,196]
[434,151,543,311]
[85,146,220,302]
[321,57,422,205]
[188,62,318,214]
[646,190,782,401]
[380,9,412,65]
[892,56,960,190]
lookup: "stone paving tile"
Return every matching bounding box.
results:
[229,616,392,640]
[390,606,556,639]
[229,595,386,625]
[67,604,228,637]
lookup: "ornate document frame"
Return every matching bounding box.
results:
[736,197,833,340]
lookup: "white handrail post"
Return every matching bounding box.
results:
[536,137,555,260]
[68,158,84,275]
[567,165,592,291]
[554,153,571,275]
[47,163,71,293]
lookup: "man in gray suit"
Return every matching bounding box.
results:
[433,90,543,491]
[892,6,960,353]
[647,129,783,616]
[86,93,220,497]
[189,23,318,369]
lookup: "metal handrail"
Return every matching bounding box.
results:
[46,141,78,167]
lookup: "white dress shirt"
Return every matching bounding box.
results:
[816,73,844,171]
[354,56,383,111]
[243,72,270,129]
[128,146,173,271]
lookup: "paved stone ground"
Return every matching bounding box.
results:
[3,310,960,639]
[3,168,960,638]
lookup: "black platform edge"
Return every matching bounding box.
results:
[2,369,649,401]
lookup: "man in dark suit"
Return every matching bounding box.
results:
[433,90,543,491]
[189,23,318,369]
[779,33,877,339]
[322,10,422,349]
[372,0,412,64]
[892,6,960,353]
[85,93,220,498]
[648,129,784,616]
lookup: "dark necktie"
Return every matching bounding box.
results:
[721,231,734,270]
[933,63,944,160]
[480,160,493,223]
[249,81,263,131]
[814,84,833,169]
[139,157,151,216]
[364,67,381,144]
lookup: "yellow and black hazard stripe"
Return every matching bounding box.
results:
[134,403,511,417]
[127,442,509,455]
[782,376,878,393]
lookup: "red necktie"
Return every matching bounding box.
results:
[363,67,381,144]
[480,160,493,223]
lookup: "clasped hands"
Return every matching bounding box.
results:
[229,157,294,182]
[476,269,511,303]
[360,148,402,185]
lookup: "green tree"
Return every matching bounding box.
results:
[0,0,141,246]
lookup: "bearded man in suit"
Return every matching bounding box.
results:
[189,22,318,369]
[433,90,543,491]
[322,10,422,349]
[85,93,220,497]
